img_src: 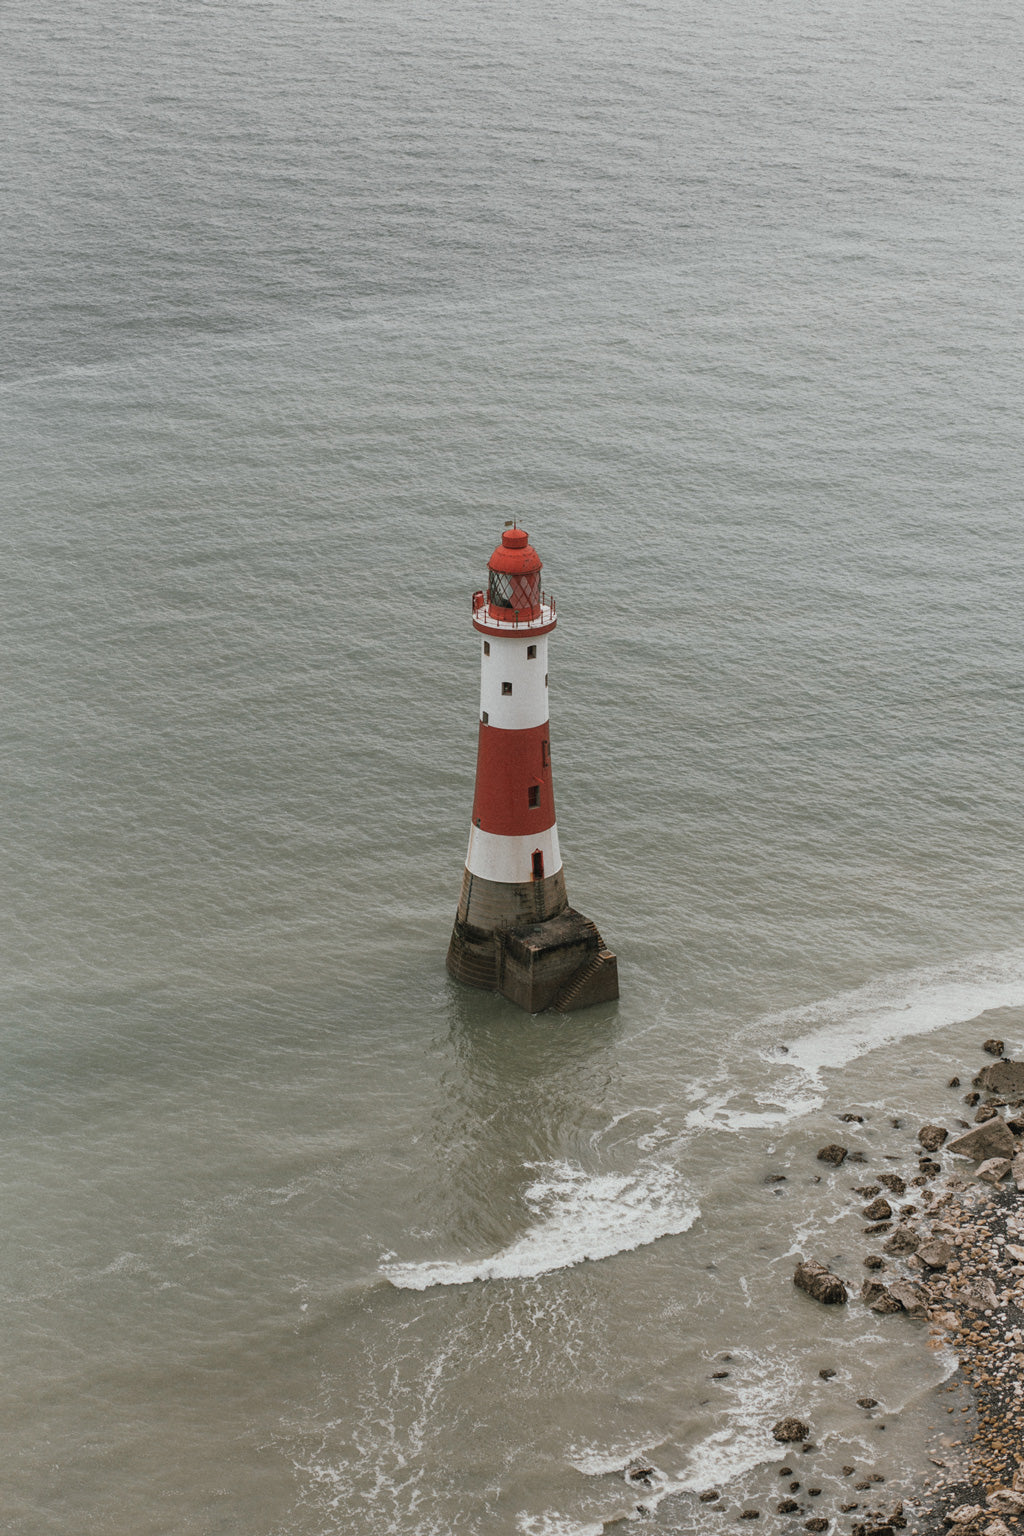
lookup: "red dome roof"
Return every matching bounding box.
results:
[488,526,542,576]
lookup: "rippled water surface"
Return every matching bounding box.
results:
[3,0,1024,1531]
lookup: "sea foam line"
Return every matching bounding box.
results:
[758,946,1024,1077]
[382,1158,698,1290]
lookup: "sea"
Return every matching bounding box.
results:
[3,0,1024,1532]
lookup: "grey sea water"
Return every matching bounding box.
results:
[3,0,1024,1531]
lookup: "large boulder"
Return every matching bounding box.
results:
[947,1118,1015,1162]
[794,1260,848,1305]
[917,1238,953,1269]
[861,1280,902,1314]
[977,1060,1024,1096]
[883,1226,920,1256]
[918,1125,948,1152]
[817,1144,848,1165]
[863,1196,893,1221]
[773,1417,811,1443]
[887,1278,927,1317]
[976,1157,1011,1184]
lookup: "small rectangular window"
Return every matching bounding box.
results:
[541,739,549,766]
[528,785,540,808]
[527,644,537,660]
[544,673,548,687]
[481,711,489,724]
[483,641,490,656]
[532,850,544,881]
[502,681,512,696]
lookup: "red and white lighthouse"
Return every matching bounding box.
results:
[446,527,619,1013]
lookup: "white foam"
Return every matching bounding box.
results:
[759,947,1024,1077]
[382,1159,698,1290]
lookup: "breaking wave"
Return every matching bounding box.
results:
[382,1158,698,1290]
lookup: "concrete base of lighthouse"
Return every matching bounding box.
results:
[446,869,619,1013]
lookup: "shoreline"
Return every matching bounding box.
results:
[634,1024,1024,1536]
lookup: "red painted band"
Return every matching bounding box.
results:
[472,721,557,837]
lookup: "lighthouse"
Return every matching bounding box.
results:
[446,526,619,1013]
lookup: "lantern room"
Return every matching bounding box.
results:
[486,527,542,621]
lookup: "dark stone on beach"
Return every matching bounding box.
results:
[883,1226,919,1256]
[805,1520,829,1531]
[864,1222,891,1234]
[848,1151,867,1162]
[841,1504,859,1513]
[628,1459,654,1482]
[809,1488,821,1496]
[841,1113,865,1123]
[1007,1116,1024,1135]
[854,1185,881,1198]
[863,1197,893,1221]
[919,1158,941,1174]
[739,1509,760,1519]
[765,1173,787,1183]
[963,1091,980,1106]
[819,1368,837,1379]
[699,1489,721,1502]
[857,1397,878,1408]
[794,1259,848,1305]
[864,1254,885,1269]
[977,1060,1024,1096]
[918,1125,948,1151]
[712,1370,730,1378]
[817,1144,848,1165]
[842,1466,856,1476]
[947,1118,1015,1161]
[861,1280,902,1313]
[983,1038,1005,1056]
[975,1104,998,1123]
[779,1468,793,1477]
[778,1500,800,1513]
[877,1173,906,1195]
[773,1417,811,1443]
[948,1077,960,1087]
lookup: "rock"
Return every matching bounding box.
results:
[948,1077,961,1087]
[864,1254,886,1269]
[982,1038,1005,1056]
[819,1368,837,1379]
[765,1173,788,1183]
[778,1500,800,1513]
[917,1238,953,1268]
[984,1523,1011,1536]
[863,1197,893,1221]
[947,1118,1015,1161]
[841,1114,865,1123]
[773,1417,811,1443]
[857,1397,878,1408]
[977,1060,1024,1095]
[961,1277,999,1310]
[878,1174,907,1195]
[794,1260,848,1305]
[699,1489,721,1502]
[964,1091,981,1106]
[986,1492,1024,1517]
[918,1125,948,1152]
[975,1104,998,1123]
[817,1144,848,1165]
[883,1226,920,1256]
[805,1522,829,1532]
[854,1185,882,1198]
[1013,1153,1024,1193]
[887,1278,927,1317]
[628,1458,654,1482]
[861,1280,902,1313]
[976,1156,1011,1183]
[739,1509,760,1519]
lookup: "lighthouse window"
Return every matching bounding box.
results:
[501,681,512,696]
[532,850,544,880]
[544,673,548,687]
[527,644,537,660]
[528,785,540,808]
[481,711,489,724]
[483,641,490,656]
[541,739,549,767]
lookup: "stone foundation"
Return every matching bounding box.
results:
[446,903,619,1014]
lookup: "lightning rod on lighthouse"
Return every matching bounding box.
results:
[446,526,619,1012]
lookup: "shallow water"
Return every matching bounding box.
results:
[3,0,1024,1530]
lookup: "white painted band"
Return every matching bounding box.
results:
[465,823,563,884]
[480,632,549,730]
